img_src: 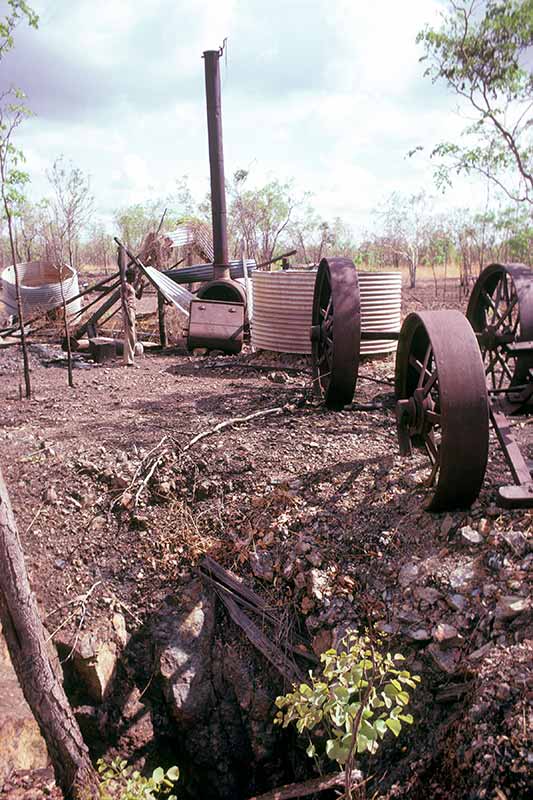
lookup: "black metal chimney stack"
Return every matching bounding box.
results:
[203,49,229,280]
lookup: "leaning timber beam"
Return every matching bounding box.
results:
[71,287,121,343]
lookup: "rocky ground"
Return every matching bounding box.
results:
[0,278,531,799]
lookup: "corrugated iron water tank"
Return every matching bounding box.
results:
[251,270,316,354]
[251,268,401,356]
[358,271,402,355]
[1,260,82,318]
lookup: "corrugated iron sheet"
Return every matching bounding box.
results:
[251,269,402,357]
[143,267,194,316]
[167,224,214,262]
[165,258,256,285]
[251,270,316,354]
[359,272,402,355]
[1,260,82,318]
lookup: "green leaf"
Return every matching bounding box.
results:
[360,720,378,740]
[166,766,180,781]
[332,685,350,701]
[386,718,402,737]
[398,713,414,725]
[326,737,351,764]
[152,767,164,783]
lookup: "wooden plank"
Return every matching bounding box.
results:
[199,557,317,663]
[219,590,303,684]
[0,336,19,349]
[201,555,278,614]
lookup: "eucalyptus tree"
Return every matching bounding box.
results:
[47,155,94,269]
[418,0,533,204]
[0,88,33,396]
[0,0,38,57]
[228,170,298,264]
[0,5,101,795]
[375,192,434,288]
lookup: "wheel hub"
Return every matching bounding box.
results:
[478,323,514,350]
[396,388,435,455]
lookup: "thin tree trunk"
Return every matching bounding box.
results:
[58,264,74,388]
[443,246,448,302]
[5,206,31,398]
[0,467,99,799]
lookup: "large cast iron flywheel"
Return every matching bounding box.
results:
[395,310,489,511]
[310,257,361,410]
[467,262,533,393]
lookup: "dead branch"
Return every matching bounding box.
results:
[182,407,283,453]
[219,590,303,684]
[200,556,317,665]
[133,449,170,506]
[45,581,102,660]
[110,435,169,510]
[246,769,363,800]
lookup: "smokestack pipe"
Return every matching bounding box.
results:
[203,49,229,280]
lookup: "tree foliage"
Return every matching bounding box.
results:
[275,632,420,799]
[228,170,299,264]
[114,199,168,252]
[0,0,38,58]
[374,191,434,287]
[98,758,180,800]
[418,0,533,203]
[47,155,94,268]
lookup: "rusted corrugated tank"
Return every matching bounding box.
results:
[251,268,402,356]
[358,271,402,355]
[1,260,82,318]
[251,270,316,354]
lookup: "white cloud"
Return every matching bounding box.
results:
[2,0,491,236]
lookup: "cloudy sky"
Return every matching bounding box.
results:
[0,0,482,234]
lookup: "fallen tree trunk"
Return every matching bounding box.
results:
[0,466,99,799]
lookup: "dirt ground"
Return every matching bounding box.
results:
[0,277,531,799]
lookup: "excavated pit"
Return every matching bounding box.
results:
[58,579,312,800]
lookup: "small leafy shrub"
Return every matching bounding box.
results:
[97,758,180,800]
[274,631,420,767]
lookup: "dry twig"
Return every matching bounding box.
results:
[182,407,283,453]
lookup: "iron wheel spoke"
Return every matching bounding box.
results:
[417,344,432,389]
[422,370,438,397]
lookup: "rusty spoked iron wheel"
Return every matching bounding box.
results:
[395,310,489,511]
[310,257,361,410]
[467,263,533,393]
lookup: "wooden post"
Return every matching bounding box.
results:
[0,467,99,798]
[158,292,167,348]
[118,245,129,326]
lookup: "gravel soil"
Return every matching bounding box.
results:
[0,277,531,799]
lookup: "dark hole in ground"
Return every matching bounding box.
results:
[58,582,316,800]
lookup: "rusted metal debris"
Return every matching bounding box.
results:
[311,256,533,511]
